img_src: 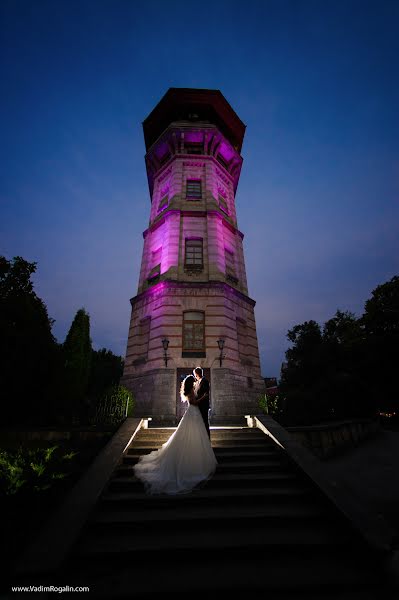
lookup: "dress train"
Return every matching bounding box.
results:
[133,404,217,495]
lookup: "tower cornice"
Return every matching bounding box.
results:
[129,280,256,308]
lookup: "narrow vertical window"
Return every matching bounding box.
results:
[185,239,203,269]
[183,311,205,353]
[186,179,202,200]
[225,248,238,282]
[148,246,161,281]
[218,195,229,214]
[217,154,229,170]
[158,194,169,212]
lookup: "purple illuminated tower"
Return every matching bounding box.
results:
[122,88,265,423]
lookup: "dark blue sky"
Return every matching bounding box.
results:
[1,0,398,378]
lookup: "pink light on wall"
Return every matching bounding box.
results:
[218,140,235,163]
[185,131,203,143]
[146,216,178,275]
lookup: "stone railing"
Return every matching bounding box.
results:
[285,417,382,459]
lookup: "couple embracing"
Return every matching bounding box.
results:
[134,367,217,495]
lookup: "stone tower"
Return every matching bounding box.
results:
[122,88,265,423]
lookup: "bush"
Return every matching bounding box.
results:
[0,445,78,497]
[258,393,282,417]
[91,384,134,425]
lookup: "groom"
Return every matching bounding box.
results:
[193,367,211,438]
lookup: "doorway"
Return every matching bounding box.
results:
[176,367,211,423]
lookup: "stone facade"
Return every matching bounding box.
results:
[121,88,265,423]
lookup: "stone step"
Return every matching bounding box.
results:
[128,438,276,448]
[121,455,291,473]
[108,473,312,493]
[88,507,348,535]
[99,486,317,509]
[125,444,282,457]
[62,550,383,598]
[90,501,332,524]
[75,519,363,558]
[125,443,281,457]
[114,465,300,482]
[213,445,282,455]
[128,430,276,440]
[215,459,291,472]
[134,426,266,434]
[123,451,284,466]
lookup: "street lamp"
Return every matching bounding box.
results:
[217,338,225,367]
[162,338,169,367]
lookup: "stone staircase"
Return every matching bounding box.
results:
[56,425,392,598]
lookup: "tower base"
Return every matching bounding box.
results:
[121,367,264,425]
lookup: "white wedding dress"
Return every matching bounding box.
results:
[133,402,217,495]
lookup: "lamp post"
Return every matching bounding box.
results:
[217,338,225,367]
[162,338,169,367]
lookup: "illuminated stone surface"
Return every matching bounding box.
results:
[122,88,265,423]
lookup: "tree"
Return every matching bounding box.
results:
[279,320,327,424]
[87,348,124,406]
[0,256,58,425]
[279,311,377,425]
[322,310,374,418]
[59,308,92,419]
[360,275,399,412]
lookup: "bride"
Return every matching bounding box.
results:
[133,374,217,495]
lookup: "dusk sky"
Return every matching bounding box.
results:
[1,0,398,378]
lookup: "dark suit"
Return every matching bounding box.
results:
[196,377,210,438]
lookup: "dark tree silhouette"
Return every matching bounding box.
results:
[0,256,58,425]
[360,275,399,413]
[279,309,379,425]
[87,347,124,407]
[59,308,92,419]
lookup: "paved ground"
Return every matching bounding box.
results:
[319,428,399,542]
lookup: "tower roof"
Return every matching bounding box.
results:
[142,88,246,153]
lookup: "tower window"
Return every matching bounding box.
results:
[185,239,203,269]
[148,247,161,282]
[183,311,205,353]
[217,154,229,170]
[225,248,238,284]
[218,195,229,214]
[186,179,202,200]
[185,143,204,155]
[225,249,236,275]
[158,194,169,212]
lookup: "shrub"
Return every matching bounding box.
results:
[258,393,282,416]
[0,445,78,497]
[91,384,134,425]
